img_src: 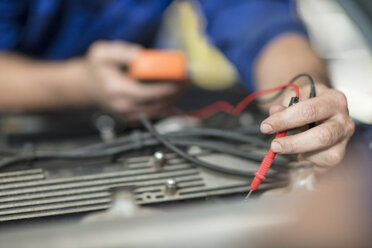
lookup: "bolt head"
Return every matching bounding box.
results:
[151,151,166,169]
[164,179,178,195]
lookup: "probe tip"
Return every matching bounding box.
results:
[245,189,253,200]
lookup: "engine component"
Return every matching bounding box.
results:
[0,150,285,223]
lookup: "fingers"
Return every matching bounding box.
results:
[106,80,181,116]
[260,86,355,172]
[119,75,186,103]
[261,89,350,135]
[88,40,142,65]
[261,95,338,134]
[298,139,348,170]
[85,41,189,120]
[98,66,186,102]
[270,119,346,154]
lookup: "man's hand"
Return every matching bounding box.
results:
[84,41,188,121]
[260,84,355,172]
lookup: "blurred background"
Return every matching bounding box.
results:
[298,0,372,124]
[157,0,372,123]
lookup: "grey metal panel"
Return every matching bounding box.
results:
[0,152,283,222]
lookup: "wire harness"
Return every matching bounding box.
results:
[0,74,316,192]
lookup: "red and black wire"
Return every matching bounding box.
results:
[141,73,316,180]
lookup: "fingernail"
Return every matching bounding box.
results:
[271,142,282,153]
[260,123,273,133]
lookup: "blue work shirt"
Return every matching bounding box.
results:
[0,0,307,91]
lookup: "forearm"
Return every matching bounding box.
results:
[254,34,330,109]
[0,53,93,112]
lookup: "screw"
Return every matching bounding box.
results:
[151,151,166,169]
[164,179,178,195]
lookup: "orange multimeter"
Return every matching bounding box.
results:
[128,50,187,82]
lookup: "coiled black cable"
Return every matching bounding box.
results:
[167,128,268,147]
[77,127,267,152]
[139,115,286,178]
[258,73,316,104]
[0,135,287,172]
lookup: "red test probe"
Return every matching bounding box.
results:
[246,96,299,199]
[185,82,301,197]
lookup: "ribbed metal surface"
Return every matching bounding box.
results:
[0,169,45,184]
[0,153,272,222]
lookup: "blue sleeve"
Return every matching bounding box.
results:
[0,1,27,50]
[199,0,308,92]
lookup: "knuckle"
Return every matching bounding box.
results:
[301,103,317,122]
[285,140,296,153]
[347,121,355,136]
[324,150,344,166]
[88,41,107,61]
[318,127,333,147]
[89,41,103,53]
[335,91,348,109]
[87,49,97,61]
[270,113,286,130]
[111,42,129,53]
[88,49,101,62]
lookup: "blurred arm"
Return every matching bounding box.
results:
[0,53,93,112]
[253,33,330,108]
[0,42,186,120]
[199,0,309,93]
[200,0,354,168]
[0,1,94,112]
